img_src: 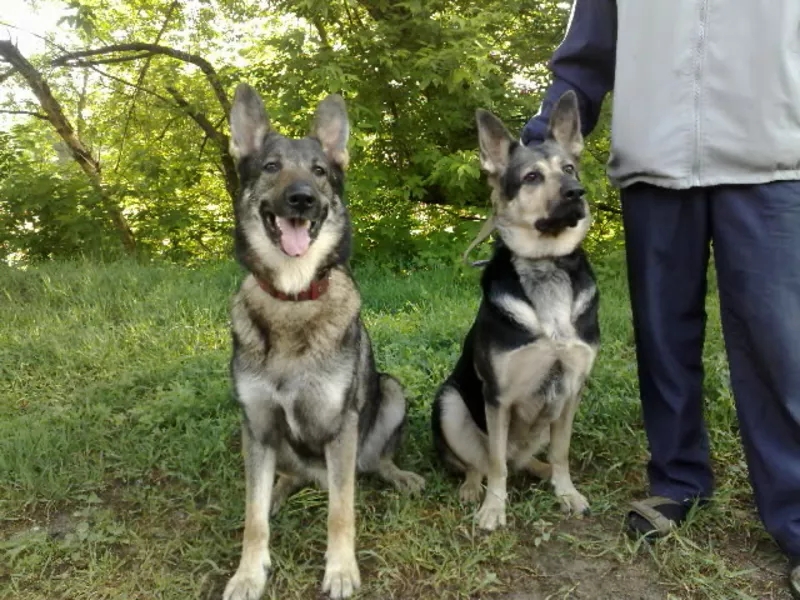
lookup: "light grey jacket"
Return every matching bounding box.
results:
[521,0,800,190]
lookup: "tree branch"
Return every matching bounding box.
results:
[155,115,179,142]
[165,86,238,201]
[113,0,180,173]
[54,54,237,200]
[0,67,18,84]
[84,65,173,104]
[585,145,609,166]
[0,21,170,104]
[0,108,49,120]
[311,16,331,49]
[197,130,211,159]
[77,52,155,65]
[353,0,412,23]
[166,87,222,143]
[76,69,89,138]
[594,201,621,215]
[427,203,483,221]
[52,42,231,116]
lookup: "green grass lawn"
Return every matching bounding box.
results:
[0,253,791,599]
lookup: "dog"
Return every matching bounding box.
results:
[431,90,599,531]
[222,83,425,600]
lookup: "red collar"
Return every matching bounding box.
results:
[256,273,330,301]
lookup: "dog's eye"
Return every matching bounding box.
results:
[523,171,543,183]
[264,161,281,173]
[563,164,576,175]
[312,165,326,177]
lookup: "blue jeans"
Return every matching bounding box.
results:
[622,181,800,557]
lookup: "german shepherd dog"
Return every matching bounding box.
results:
[431,91,599,531]
[223,83,425,600]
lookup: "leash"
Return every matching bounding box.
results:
[462,214,496,267]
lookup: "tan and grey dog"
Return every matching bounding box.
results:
[223,83,424,600]
[431,91,599,531]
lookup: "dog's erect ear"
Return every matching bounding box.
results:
[312,94,350,169]
[229,83,271,161]
[476,109,515,176]
[547,90,584,158]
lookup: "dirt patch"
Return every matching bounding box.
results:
[714,532,792,599]
[488,518,668,600]
[495,554,666,600]
[486,513,795,600]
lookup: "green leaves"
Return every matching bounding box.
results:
[58,1,98,36]
[1,0,622,263]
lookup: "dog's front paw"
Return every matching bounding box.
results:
[223,562,270,600]
[476,496,506,531]
[322,554,361,599]
[392,469,426,495]
[557,489,590,516]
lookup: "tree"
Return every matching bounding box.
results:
[0,0,618,263]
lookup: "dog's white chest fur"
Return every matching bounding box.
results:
[488,256,597,423]
[235,366,351,442]
[494,258,577,340]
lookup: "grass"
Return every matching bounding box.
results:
[0,252,792,599]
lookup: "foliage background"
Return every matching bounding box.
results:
[0,0,619,266]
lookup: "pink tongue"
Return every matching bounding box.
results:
[276,217,311,257]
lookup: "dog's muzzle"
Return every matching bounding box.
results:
[535,184,586,234]
[259,181,328,257]
[282,181,324,220]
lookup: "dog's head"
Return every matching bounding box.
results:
[229,83,351,292]
[476,91,590,259]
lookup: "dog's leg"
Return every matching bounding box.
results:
[224,425,276,600]
[436,385,490,502]
[371,375,425,494]
[476,402,511,531]
[547,341,593,515]
[376,457,425,494]
[523,457,553,481]
[510,422,551,479]
[270,474,308,516]
[548,394,589,515]
[459,469,484,503]
[322,410,361,599]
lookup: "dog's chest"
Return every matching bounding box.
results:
[516,260,574,339]
[230,275,363,446]
[235,363,353,444]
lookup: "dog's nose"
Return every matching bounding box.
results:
[285,182,317,210]
[562,184,585,202]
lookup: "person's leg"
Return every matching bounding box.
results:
[710,181,800,574]
[621,183,713,532]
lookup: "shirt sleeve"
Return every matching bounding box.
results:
[520,0,617,145]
